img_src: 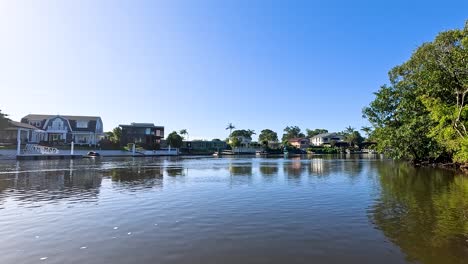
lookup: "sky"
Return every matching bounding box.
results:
[0,0,467,140]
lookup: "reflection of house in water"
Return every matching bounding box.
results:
[166,166,185,177]
[109,167,164,190]
[284,158,307,178]
[259,162,279,176]
[0,168,102,206]
[310,158,326,175]
[229,162,253,176]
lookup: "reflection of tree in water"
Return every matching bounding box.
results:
[259,162,279,176]
[371,162,468,264]
[229,162,253,176]
[0,169,102,206]
[166,167,185,177]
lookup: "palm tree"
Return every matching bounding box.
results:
[226,123,235,136]
[361,126,372,139]
[179,129,189,141]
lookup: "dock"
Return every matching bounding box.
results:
[16,154,83,160]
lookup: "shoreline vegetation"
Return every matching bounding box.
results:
[363,21,468,172]
[1,22,467,173]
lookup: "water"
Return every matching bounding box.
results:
[0,156,466,264]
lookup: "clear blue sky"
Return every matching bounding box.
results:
[0,0,467,140]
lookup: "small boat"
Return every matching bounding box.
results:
[84,151,101,158]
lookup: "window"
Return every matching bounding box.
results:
[145,128,151,135]
[77,121,88,128]
[52,119,64,129]
[156,130,161,137]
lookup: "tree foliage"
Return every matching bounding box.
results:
[231,129,256,140]
[179,129,188,140]
[229,136,241,148]
[282,126,305,143]
[258,129,278,144]
[105,127,122,144]
[305,128,328,138]
[0,109,10,130]
[167,131,183,148]
[341,126,364,148]
[363,21,468,163]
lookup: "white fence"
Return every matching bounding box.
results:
[24,144,60,155]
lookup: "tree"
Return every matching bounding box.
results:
[0,110,10,130]
[305,128,328,138]
[258,129,278,145]
[111,127,122,143]
[229,136,241,148]
[364,21,468,163]
[179,129,188,141]
[226,123,235,136]
[341,126,363,148]
[231,129,256,140]
[281,126,305,143]
[361,126,373,139]
[166,131,183,148]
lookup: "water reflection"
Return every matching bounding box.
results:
[0,162,102,207]
[371,163,468,264]
[259,162,279,176]
[229,161,253,176]
[283,158,307,178]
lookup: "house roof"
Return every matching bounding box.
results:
[119,123,164,128]
[288,138,309,143]
[22,114,101,121]
[6,120,43,131]
[311,132,343,139]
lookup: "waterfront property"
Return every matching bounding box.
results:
[119,123,164,149]
[288,138,310,150]
[20,114,104,145]
[0,120,45,145]
[310,132,345,146]
[182,140,227,152]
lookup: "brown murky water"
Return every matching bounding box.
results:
[0,156,467,264]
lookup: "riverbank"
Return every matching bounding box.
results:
[0,149,216,160]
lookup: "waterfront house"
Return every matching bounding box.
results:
[288,138,310,150]
[0,120,45,145]
[119,123,164,149]
[310,133,345,146]
[182,140,227,152]
[21,114,104,145]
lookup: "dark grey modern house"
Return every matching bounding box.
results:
[119,123,164,149]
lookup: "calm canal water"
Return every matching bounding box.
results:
[0,156,467,264]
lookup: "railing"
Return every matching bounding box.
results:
[24,144,60,155]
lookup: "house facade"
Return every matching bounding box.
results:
[119,123,164,149]
[288,138,310,149]
[310,133,345,146]
[0,120,45,145]
[21,114,104,145]
[182,140,227,152]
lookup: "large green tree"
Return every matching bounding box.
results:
[281,126,305,143]
[231,129,256,140]
[258,129,278,144]
[166,131,183,148]
[364,21,468,163]
[0,110,10,129]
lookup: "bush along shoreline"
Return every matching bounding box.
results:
[363,21,468,172]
